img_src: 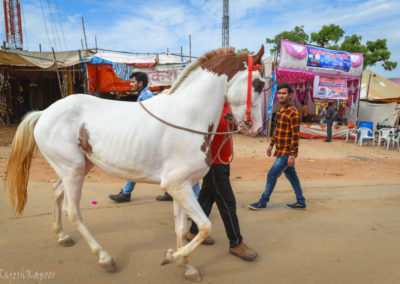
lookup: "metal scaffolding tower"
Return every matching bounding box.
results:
[3,0,23,49]
[222,0,229,47]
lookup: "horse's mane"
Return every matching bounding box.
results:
[165,47,236,95]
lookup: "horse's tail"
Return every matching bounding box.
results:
[5,111,42,215]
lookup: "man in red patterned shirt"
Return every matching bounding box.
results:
[248,83,306,210]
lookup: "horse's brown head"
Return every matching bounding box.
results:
[224,45,266,137]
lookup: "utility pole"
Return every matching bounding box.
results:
[222,0,229,47]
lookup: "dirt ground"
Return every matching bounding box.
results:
[0,125,400,284]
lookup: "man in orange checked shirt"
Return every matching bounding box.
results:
[248,83,306,210]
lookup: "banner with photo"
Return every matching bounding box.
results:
[306,46,351,72]
[313,76,348,100]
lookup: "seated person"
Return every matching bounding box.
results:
[301,102,309,123]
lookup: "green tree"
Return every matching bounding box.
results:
[236,48,254,55]
[266,25,397,71]
[265,25,309,55]
[339,35,397,70]
[310,24,344,48]
[338,34,367,53]
[365,39,397,71]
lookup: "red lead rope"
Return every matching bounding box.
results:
[246,55,262,122]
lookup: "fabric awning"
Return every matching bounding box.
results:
[0,49,92,69]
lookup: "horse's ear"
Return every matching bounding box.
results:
[252,45,264,65]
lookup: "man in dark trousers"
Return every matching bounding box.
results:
[186,102,258,261]
[248,83,306,210]
[324,102,336,142]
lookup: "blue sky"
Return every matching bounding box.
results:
[2,0,400,78]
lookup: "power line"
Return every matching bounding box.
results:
[54,0,67,50]
[39,0,52,50]
[46,0,61,50]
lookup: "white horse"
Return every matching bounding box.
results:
[5,46,265,281]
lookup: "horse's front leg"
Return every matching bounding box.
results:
[162,183,211,282]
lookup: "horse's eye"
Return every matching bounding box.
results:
[252,79,265,93]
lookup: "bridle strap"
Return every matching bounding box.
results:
[138,100,239,135]
[139,101,236,164]
[246,55,262,122]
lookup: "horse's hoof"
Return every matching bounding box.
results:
[185,271,202,282]
[100,258,116,272]
[58,237,75,247]
[161,249,174,266]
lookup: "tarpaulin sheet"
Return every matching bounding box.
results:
[87,63,185,94]
[0,50,91,68]
[360,70,400,102]
[358,101,399,131]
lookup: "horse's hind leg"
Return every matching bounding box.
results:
[52,179,74,247]
[63,172,115,271]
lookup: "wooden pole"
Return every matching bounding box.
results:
[180,46,183,62]
[366,71,372,101]
[39,43,42,52]
[52,47,64,98]
[81,17,88,50]
[95,35,98,53]
[189,34,192,63]
[356,73,364,124]
[79,49,88,94]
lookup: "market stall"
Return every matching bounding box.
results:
[84,52,187,99]
[266,39,363,139]
[0,49,90,124]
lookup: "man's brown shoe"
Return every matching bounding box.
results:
[186,232,215,245]
[230,242,258,261]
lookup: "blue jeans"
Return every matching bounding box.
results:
[259,155,306,206]
[122,180,200,199]
[192,182,200,199]
[122,180,136,194]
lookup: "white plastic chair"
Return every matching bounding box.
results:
[390,131,400,151]
[377,128,395,149]
[358,127,374,147]
[345,128,358,143]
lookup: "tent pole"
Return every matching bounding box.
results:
[81,17,88,50]
[189,34,192,63]
[356,73,365,125]
[52,47,64,98]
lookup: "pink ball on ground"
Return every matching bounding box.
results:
[92,201,97,204]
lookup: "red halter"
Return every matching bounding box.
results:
[246,55,262,122]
